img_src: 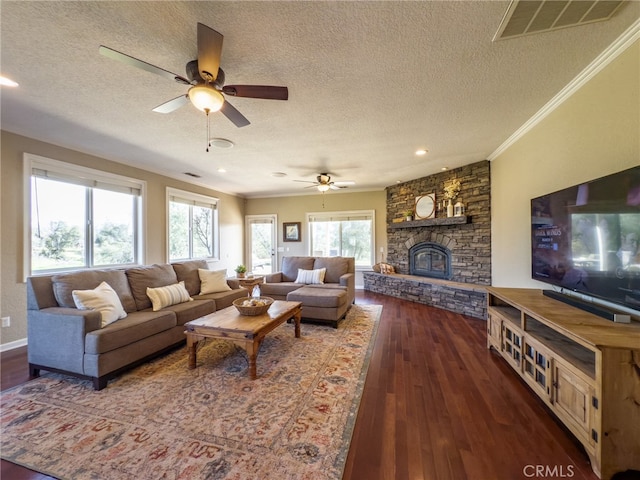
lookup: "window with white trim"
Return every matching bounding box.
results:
[167,188,219,262]
[27,154,144,274]
[307,210,375,267]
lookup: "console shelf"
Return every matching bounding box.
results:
[486,287,640,480]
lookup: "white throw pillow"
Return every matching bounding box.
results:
[146,281,193,311]
[72,281,127,328]
[295,268,326,285]
[199,268,232,294]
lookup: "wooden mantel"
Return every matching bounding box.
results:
[388,215,469,230]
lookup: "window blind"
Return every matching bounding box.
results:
[31,168,142,196]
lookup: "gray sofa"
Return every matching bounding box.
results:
[261,256,355,327]
[26,260,247,390]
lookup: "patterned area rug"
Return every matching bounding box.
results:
[1,304,381,480]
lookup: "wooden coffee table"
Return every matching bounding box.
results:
[184,300,302,379]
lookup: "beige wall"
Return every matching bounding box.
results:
[0,131,245,348]
[245,190,387,282]
[491,39,640,289]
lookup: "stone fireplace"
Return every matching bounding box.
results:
[363,160,491,319]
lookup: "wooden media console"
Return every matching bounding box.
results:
[486,287,640,480]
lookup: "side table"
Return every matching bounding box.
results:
[231,275,265,295]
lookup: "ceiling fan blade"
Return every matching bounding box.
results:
[330,185,345,190]
[222,85,288,100]
[152,95,189,113]
[293,180,318,184]
[220,100,250,128]
[99,46,190,85]
[197,23,223,83]
[334,181,356,186]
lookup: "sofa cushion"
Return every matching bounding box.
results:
[84,310,177,355]
[52,269,137,313]
[287,286,348,308]
[281,257,315,282]
[27,276,58,310]
[294,268,326,285]
[126,264,178,311]
[196,288,249,310]
[160,298,215,325]
[314,256,350,284]
[146,281,192,311]
[172,259,208,296]
[199,268,232,294]
[260,282,304,298]
[72,281,127,327]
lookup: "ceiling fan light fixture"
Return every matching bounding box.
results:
[209,138,234,149]
[0,75,19,87]
[317,184,331,192]
[188,84,224,112]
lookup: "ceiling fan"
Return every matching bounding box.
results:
[295,173,355,192]
[99,23,288,131]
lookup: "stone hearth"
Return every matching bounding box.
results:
[364,273,487,318]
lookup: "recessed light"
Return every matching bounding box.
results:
[0,76,19,87]
[415,149,428,156]
[441,167,448,171]
[271,172,287,177]
[208,138,234,149]
[217,168,227,173]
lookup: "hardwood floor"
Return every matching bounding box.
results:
[1,291,636,479]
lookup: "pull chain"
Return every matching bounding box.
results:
[205,108,211,152]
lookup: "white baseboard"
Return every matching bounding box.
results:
[0,338,28,352]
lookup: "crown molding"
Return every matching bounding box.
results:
[488,18,640,161]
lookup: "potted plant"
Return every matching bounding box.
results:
[403,209,414,221]
[235,265,247,278]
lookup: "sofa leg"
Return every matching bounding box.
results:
[93,377,108,390]
[29,364,40,378]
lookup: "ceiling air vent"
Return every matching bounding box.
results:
[494,0,626,41]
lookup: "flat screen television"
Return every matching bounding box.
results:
[531,166,640,314]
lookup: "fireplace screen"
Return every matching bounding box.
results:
[409,242,452,279]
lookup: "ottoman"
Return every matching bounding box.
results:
[286,286,350,328]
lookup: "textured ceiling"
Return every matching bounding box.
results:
[1,1,639,197]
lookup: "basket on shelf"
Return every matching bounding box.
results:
[232,296,274,316]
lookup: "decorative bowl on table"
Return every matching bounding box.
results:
[233,296,274,316]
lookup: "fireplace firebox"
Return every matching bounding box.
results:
[409,242,452,279]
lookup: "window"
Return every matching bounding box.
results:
[307,210,375,267]
[167,188,219,261]
[27,154,144,274]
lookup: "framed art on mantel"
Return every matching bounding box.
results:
[415,193,436,219]
[283,222,301,242]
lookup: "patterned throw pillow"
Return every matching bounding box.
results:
[294,268,327,285]
[146,281,193,311]
[72,281,127,327]
[198,268,232,294]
